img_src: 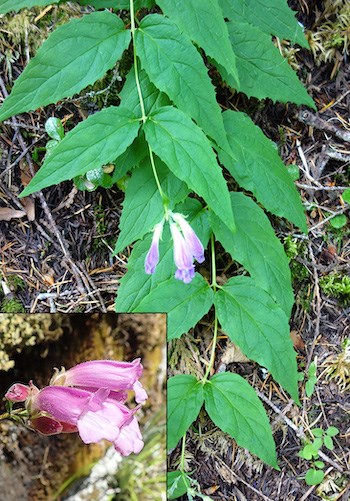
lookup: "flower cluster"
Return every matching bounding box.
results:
[5,359,147,456]
[145,211,205,284]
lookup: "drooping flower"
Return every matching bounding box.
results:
[170,222,195,284]
[144,220,164,274]
[170,212,205,264]
[144,212,205,284]
[50,358,148,404]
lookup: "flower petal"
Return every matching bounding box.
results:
[31,386,92,425]
[62,359,144,392]
[114,415,144,456]
[133,380,148,404]
[30,416,63,436]
[77,400,131,444]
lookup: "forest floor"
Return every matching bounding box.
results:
[0,1,349,501]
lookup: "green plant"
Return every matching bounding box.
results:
[0,297,25,313]
[0,0,315,492]
[299,426,339,485]
[320,273,350,305]
[305,359,318,397]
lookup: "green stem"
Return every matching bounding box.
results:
[210,233,217,289]
[129,0,167,205]
[179,432,187,472]
[129,0,146,123]
[148,144,168,206]
[202,235,219,383]
[0,408,26,420]
[202,310,218,384]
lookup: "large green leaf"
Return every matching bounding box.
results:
[157,0,238,85]
[0,0,59,13]
[220,110,307,232]
[219,0,308,48]
[21,107,140,195]
[135,14,230,153]
[168,375,204,450]
[0,0,155,12]
[115,157,189,253]
[210,192,294,316]
[215,276,299,402]
[115,199,210,311]
[135,274,214,340]
[120,66,170,117]
[221,21,315,108]
[0,12,131,122]
[204,372,278,467]
[143,106,235,231]
[78,0,155,8]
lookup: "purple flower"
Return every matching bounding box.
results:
[144,212,205,283]
[29,386,144,455]
[171,212,205,264]
[170,222,195,284]
[144,221,164,274]
[5,358,148,456]
[51,358,148,404]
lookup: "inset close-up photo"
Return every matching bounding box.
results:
[0,313,166,501]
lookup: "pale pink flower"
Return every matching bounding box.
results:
[28,386,144,455]
[51,358,147,404]
[5,358,148,456]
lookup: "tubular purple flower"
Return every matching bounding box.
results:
[30,386,93,425]
[170,222,196,284]
[171,212,205,263]
[29,386,144,452]
[50,358,148,404]
[144,220,164,274]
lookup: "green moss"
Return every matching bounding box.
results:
[308,1,350,67]
[0,298,25,313]
[283,237,311,311]
[6,275,26,292]
[320,273,350,305]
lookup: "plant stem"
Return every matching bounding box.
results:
[0,408,26,420]
[202,310,218,384]
[202,235,219,383]
[129,0,166,205]
[210,233,217,290]
[179,432,187,471]
[129,0,146,123]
